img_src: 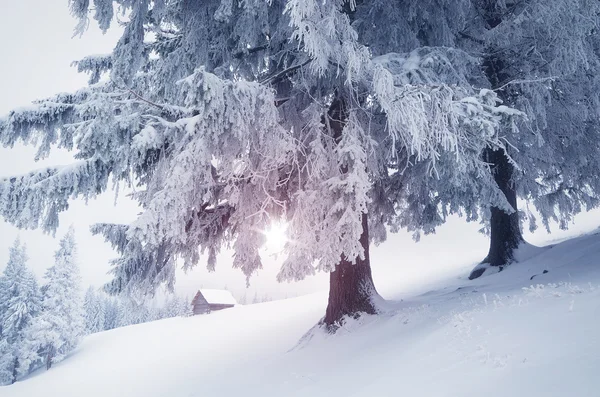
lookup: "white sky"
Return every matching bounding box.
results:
[1,0,599,303]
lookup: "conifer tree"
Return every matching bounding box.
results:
[18,228,84,372]
[0,339,14,384]
[0,0,539,330]
[351,0,600,277]
[179,296,193,317]
[119,299,150,326]
[466,0,600,277]
[83,286,106,334]
[0,239,40,384]
[102,296,122,331]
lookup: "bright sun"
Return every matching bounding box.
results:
[263,222,288,253]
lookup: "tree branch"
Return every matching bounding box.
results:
[260,58,312,85]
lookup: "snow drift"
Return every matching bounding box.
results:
[2,230,600,397]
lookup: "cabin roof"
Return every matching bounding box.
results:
[196,289,237,305]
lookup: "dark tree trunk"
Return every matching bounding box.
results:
[468,25,525,280]
[324,213,378,328]
[11,357,18,384]
[322,97,378,329]
[469,148,523,280]
[46,346,55,370]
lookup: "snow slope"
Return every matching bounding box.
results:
[2,230,600,397]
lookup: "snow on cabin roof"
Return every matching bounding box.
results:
[199,289,237,305]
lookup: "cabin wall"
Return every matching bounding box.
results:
[193,302,211,315]
[191,291,236,315]
[208,304,235,312]
[192,293,210,315]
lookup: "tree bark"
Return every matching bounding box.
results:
[324,213,378,328]
[11,357,18,384]
[468,28,525,280]
[46,346,54,370]
[322,97,378,329]
[469,148,523,280]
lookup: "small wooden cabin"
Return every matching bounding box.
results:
[191,289,237,315]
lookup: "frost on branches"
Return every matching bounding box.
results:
[353,0,600,272]
[478,0,600,232]
[83,286,192,335]
[460,0,600,275]
[18,228,84,372]
[0,239,40,385]
[2,0,596,324]
[83,286,106,335]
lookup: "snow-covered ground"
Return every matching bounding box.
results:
[2,228,600,397]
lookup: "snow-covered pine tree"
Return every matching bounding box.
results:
[153,294,189,319]
[83,286,106,334]
[178,296,193,317]
[0,239,41,384]
[18,228,84,372]
[463,0,600,278]
[0,0,520,329]
[0,339,14,384]
[147,303,163,322]
[164,295,180,318]
[352,0,600,277]
[119,298,151,326]
[102,296,122,331]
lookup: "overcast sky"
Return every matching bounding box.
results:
[1,0,599,303]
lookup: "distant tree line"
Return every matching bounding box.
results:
[234,290,276,305]
[0,230,83,385]
[83,287,191,335]
[0,231,191,386]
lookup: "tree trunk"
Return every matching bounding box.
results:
[469,148,523,280]
[324,213,378,328]
[46,346,54,370]
[322,97,378,329]
[11,357,18,384]
[468,30,525,280]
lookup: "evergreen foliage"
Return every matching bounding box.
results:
[83,286,106,335]
[0,239,41,385]
[18,228,84,372]
[0,0,519,295]
[0,0,598,323]
[83,287,191,335]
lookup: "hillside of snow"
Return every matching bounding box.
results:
[2,229,600,397]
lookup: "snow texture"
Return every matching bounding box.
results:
[2,229,600,396]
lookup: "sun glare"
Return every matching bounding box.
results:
[263,222,288,253]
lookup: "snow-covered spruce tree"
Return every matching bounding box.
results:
[119,298,151,326]
[18,228,84,372]
[83,286,106,334]
[164,295,188,318]
[0,239,41,384]
[0,0,518,329]
[461,0,600,278]
[338,1,510,261]
[178,296,193,317]
[352,0,600,278]
[0,339,14,385]
[102,296,122,331]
